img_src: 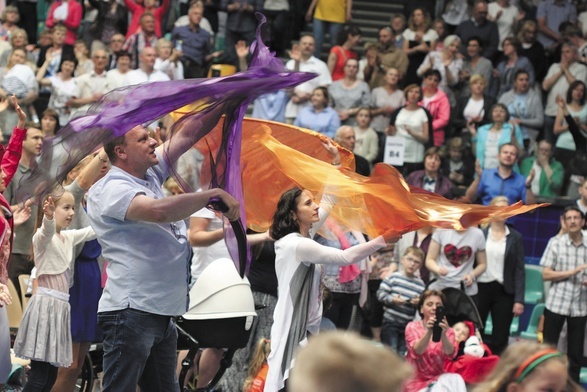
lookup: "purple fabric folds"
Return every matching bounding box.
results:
[16,14,315,274]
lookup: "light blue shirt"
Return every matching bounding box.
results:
[88,152,190,316]
[294,106,341,138]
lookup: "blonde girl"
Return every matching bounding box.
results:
[13,190,96,391]
[243,338,271,392]
[473,341,580,392]
[352,107,379,164]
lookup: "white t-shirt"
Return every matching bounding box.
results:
[544,62,587,116]
[370,87,406,133]
[478,226,509,284]
[428,227,486,296]
[284,56,332,119]
[394,107,428,163]
[402,29,439,43]
[463,97,485,128]
[124,69,171,86]
[488,2,521,50]
[190,207,229,282]
[48,75,76,125]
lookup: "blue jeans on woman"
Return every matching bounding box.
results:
[98,308,179,392]
[312,18,343,58]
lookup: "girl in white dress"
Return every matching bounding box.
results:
[13,191,96,391]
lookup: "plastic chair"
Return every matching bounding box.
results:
[580,367,587,384]
[519,303,545,341]
[5,280,22,330]
[484,314,519,336]
[525,265,544,304]
[17,274,30,310]
[207,64,237,78]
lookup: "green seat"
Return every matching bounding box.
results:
[485,314,493,336]
[520,303,545,341]
[525,266,544,304]
[510,316,520,336]
[483,314,519,336]
[580,368,587,384]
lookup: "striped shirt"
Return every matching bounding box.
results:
[377,272,425,325]
[540,234,587,317]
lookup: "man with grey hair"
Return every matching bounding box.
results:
[69,49,110,116]
[334,125,371,176]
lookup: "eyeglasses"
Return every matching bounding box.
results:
[111,39,124,43]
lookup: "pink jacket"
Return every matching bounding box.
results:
[46,0,83,46]
[420,88,450,147]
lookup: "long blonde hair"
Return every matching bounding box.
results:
[243,338,271,392]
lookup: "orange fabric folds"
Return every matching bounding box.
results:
[185,116,544,238]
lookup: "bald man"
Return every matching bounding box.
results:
[125,47,170,85]
[334,126,371,176]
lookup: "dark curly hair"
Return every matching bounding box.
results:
[270,187,304,240]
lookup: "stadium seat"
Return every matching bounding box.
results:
[519,303,545,341]
[524,265,544,304]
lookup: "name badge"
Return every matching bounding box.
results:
[383,136,405,166]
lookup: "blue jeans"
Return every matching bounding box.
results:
[312,18,343,58]
[98,308,179,392]
[381,318,407,356]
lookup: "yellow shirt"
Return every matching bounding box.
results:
[314,0,346,23]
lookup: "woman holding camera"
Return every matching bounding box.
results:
[404,290,466,392]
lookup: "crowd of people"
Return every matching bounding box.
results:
[0,0,584,391]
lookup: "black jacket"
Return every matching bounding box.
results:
[482,227,525,303]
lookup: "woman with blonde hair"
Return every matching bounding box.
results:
[243,339,271,392]
[453,74,495,139]
[403,7,438,86]
[0,6,19,42]
[477,195,525,355]
[417,34,463,106]
[473,341,580,392]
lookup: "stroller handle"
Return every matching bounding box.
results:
[207,197,248,278]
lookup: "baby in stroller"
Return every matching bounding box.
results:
[441,287,499,384]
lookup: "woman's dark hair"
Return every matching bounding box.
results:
[270,188,303,240]
[567,80,586,105]
[417,289,446,317]
[59,55,78,72]
[422,68,442,82]
[466,36,483,48]
[335,25,362,46]
[312,86,329,107]
[491,103,510,122]
[41,108,61,133]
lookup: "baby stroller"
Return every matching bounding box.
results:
[176,256,257,391]
[441,286,485,334]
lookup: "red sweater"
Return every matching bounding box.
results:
[124,0,170,38]
[45,0,83,46]
[0,127,26,284]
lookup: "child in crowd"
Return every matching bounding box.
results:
[445,321,499,384]
[352,107,379,165]
[376,246,426,355]
[13,191,96,391]
[243,338,271,392]
[473,341,581,392]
